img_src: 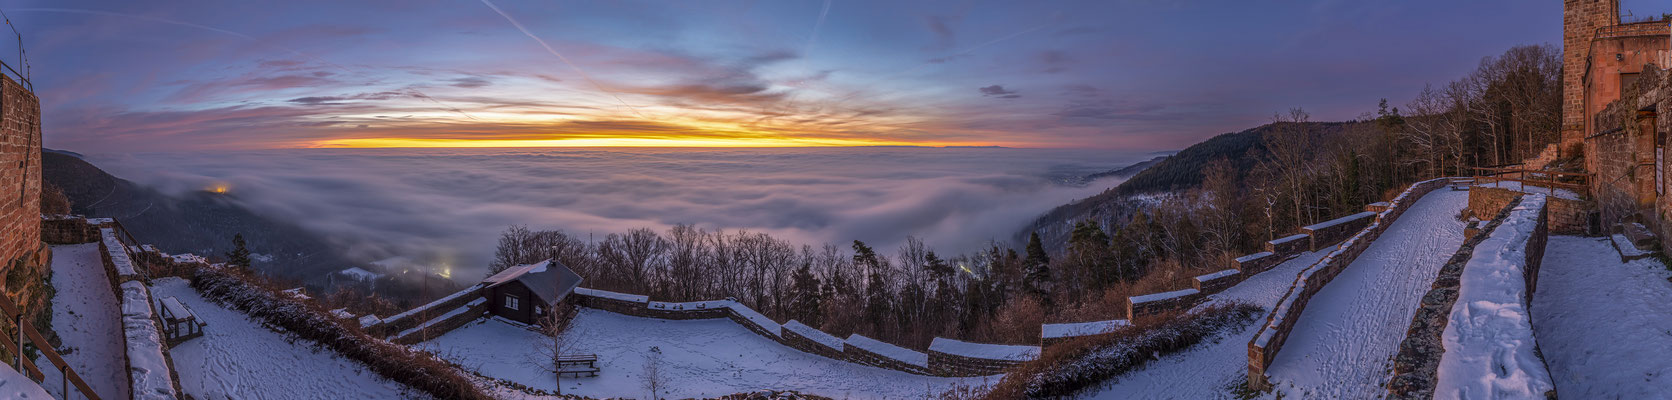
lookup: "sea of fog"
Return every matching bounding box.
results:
[90,147,1151,278]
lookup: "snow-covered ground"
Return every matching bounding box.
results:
[1085,248,1330,399]
[0,363,50,398]
[38,243,129,399]
[1265,189,1468,398]
[1533,235,1672,398]
[1434,195,1552,398]
[419,309,994,399]
[149,277,424,399]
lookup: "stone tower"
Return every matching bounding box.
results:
[1563,0,1620,148]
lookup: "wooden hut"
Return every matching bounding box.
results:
[481,259,583,324]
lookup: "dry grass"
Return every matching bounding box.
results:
[981,303,1263,399]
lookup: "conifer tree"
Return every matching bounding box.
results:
[788,263,823,327]
[1022,232,1053,308]
[226,233,252,269]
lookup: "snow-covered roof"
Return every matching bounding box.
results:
[330,308,354,319]
[358,315,382,327]
[574,287,649,303]
[1042,319,1131,339]
[929,338,1040,362]
[783,320,843,350]
[1130,288,1200,305]
[845,334,928,367]
[383,283,485,323]
[482,259,584,305]
[281,288,310,300]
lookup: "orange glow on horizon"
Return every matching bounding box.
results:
[309,136,977,149]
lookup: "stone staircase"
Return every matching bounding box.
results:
[1610,222,1660,261]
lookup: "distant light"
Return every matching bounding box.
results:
[209,185,229,194]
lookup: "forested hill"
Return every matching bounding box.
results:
[42,151,354,281]
[1017,121,1356,249]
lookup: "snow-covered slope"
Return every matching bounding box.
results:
[419,309,993,399]
[150,278,422,399]
[38,243,129,399]
[1533,236,1672,398]
[1265,189,1468,398]
[1086,247,1330,399]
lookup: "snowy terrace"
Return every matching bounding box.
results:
[1264,188,1468,398]
[417,309,993,399]
[38,243,129,399]
[149,278,422,399]
[1533,236,1672,398]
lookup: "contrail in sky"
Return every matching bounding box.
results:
[476,0,647,119]
[12,7,479,120]
[803,0,832,56]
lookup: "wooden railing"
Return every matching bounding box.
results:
[1472,167,1592,200]
[0,287,99,399]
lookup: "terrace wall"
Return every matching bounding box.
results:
[1245,178,1450,390]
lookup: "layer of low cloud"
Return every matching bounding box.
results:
[92,147,1145,279]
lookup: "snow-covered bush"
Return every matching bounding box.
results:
[189,267,490,400]
[984,303,1262,399]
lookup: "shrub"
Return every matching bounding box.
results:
[189,267,490,400]
[984,303,1263,399]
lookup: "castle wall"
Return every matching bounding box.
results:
[1563,0,1620,146]
[0,75,41,279]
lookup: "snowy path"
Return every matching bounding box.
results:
[1533,236,1672,398]
[1086,248,1330,399]
[420,309,993,399]
[1266,189,1468,398]
[150,277,422,399]
[38,243,129,399]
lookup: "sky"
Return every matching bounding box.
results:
[0,0,1590,152]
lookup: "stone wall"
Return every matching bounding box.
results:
[1389,194,1551,398]
[1562,0,1619,145]
[1192,269,1241,296]
[1127,288,1203,319]
[1468,186,1594,234]
[0,75,42,329]
[1302,211,1378,251]
[1388,196,1523,397]
[368,285,487,338]
[568,287,1034,377]
[40,216,102,244]
[1246,178,1449,390]
[391,301,488,345]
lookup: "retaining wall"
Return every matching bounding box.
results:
[40,216,102,244]
[568,287,1033,377]
[391,300,489,345]
[1246,178,1450,390]
[369,284,486,338]
[1388,194,1551,398]
[1468,186,1592,235]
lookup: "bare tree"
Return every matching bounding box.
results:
[642,346,665,400]
[536,303,578,395]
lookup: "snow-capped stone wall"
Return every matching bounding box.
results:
[1247,178,1451,390]
[119,281,180,399]
[40,215,104,244]
[1388,194,1553,399]
[1127,288,1203,319]
[569,287,1021,377]
[927,338,1041,376]
[1303,211,1378,251]
[1040,319,1130,346]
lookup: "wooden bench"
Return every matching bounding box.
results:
[556,354,599,377]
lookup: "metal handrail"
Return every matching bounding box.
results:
[0,286,100,399]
